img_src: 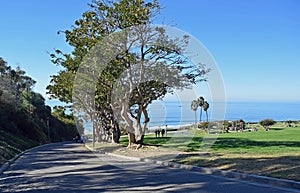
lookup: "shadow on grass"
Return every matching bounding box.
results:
[120,130,300,152]
[144,137,171,146]
[143,135,300,153]
[169,135,300,181]
[119,136,172,147]
[269,127,285,131]
[175,154,300,181]
[211,138,300,149]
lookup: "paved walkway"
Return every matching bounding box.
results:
[0,142,298,192]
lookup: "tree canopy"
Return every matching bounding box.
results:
[259,119,276,131]
[47,0,210,146]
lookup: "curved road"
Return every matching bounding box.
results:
[0,142,298,193]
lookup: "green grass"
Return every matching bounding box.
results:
[211,128,300,154]
[131,123,300,154]
[118,122,300,181]
[0,129,38,165]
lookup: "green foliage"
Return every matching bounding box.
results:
[0,57,78,163]
[0,60,36,104]
[259,119,276,130]
[203,101,209,122]
[48,0,209,145]
[198,122,209,129]
[232,119,246,130]
[191,96,209,123]
[51,106,78,141]
[191,99,199,123]
[222,120,232,129]
[47,0,161,144]
[47,0,160,103]
[191,100,198,111]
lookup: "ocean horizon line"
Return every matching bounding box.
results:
[147,118,300,128]
[147,101,300,126]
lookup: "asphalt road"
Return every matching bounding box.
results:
[0,142,298,193]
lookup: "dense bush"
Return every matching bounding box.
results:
[259,119,276,131]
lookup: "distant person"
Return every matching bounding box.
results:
[161,129,165,137]
[165,125,168,137]
[157,129,161,137]
[155,129,158,138]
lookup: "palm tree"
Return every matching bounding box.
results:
[203,101,209,122]
[197,96,204,122]
[190,100,199,124]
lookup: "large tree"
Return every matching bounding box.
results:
[47,0,160,144]
[73,24,208,146]
[107,25,206,146]
[48,0,209,146]
[0,58,36,106]
[0,57,77,146]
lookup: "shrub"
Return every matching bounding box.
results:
[259,119,276,131]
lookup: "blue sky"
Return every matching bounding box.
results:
[0,0,299,103]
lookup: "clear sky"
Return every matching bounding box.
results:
[0,0,299,103]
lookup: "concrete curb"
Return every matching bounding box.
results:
[84,144,300,191]
[0,141,72,174]
[0,149,27,174]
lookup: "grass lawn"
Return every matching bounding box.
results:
[117,122,300,181]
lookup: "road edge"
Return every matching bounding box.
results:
[84,143,300,191]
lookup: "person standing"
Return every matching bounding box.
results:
[165,125,168,137]
[157,127,161,137]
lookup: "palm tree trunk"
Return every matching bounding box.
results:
[206,111,208,122]
[199,107,202,122]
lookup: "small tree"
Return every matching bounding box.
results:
[259,119,276,131]
[203,101,209,122]
[198,121,209,130]
[191,100,198,125]
[222,120,232,133]
[232,119,245,131]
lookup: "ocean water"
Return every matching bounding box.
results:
[79,101,300,133]
[146,101,300,127]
